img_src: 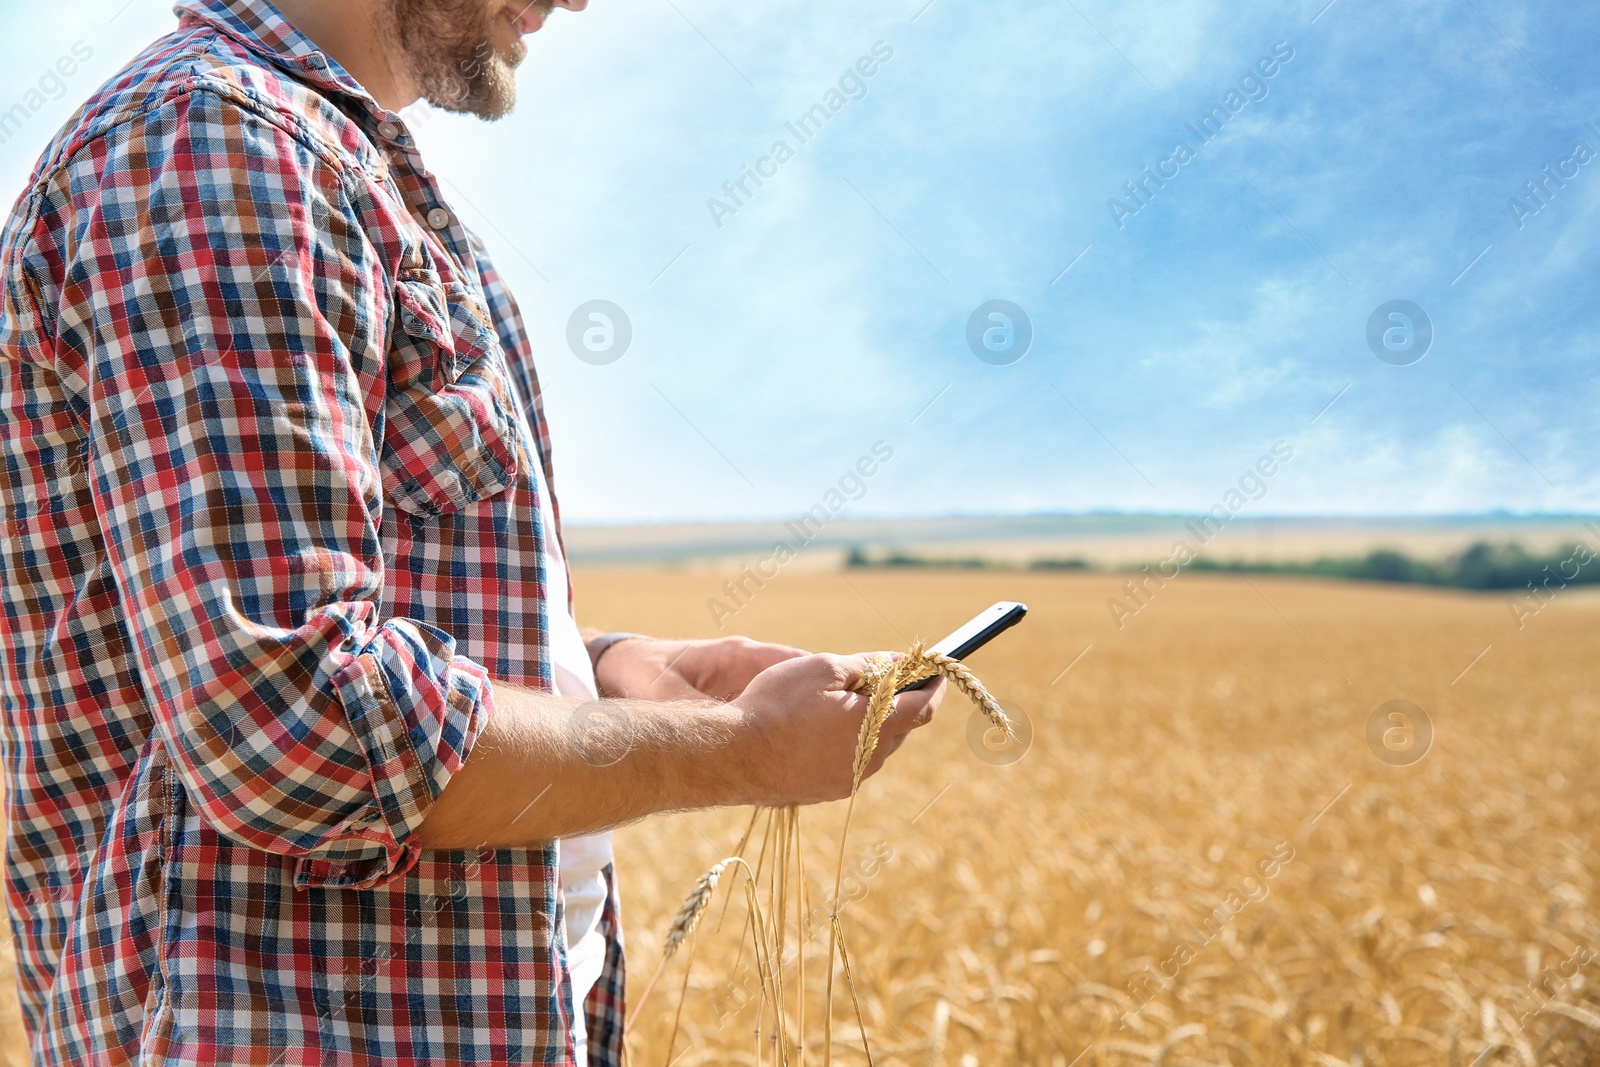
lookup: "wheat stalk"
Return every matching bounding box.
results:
[795,806,809,1067]
[747,871,791,1065]
[662,921,698,1067]
[769,810,790,1065]
[825,649,903,1064]
[657,642,1013,1067]
[658,855,761,1067]
[833,916,874,1067]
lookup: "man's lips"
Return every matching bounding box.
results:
[505,4,547,35]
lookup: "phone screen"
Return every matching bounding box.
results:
[897,601,1027,692]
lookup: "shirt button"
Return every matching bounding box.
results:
[426,208,452,231]
[378,121,401,140]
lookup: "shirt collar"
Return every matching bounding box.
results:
[173,0,379,107]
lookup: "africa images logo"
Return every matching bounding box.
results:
[1107,42,1296,230]
[706,41,895,229]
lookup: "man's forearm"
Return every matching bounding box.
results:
[415,680,753,849]
[417,650,946,848]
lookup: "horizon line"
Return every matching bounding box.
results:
[563,509,1600,529]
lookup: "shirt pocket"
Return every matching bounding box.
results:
[379,266,521,517]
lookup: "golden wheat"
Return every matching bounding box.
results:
[584,567,1600,1067]
[654,636,1016,1067]
[5,567,1598,1067]
[849,652,901,791]
[664,857,740,960]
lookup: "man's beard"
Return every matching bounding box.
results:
[388,0,535,120]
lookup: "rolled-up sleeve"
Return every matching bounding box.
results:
[72,84,489,889]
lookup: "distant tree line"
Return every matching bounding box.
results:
[844,547,1090,571]
[845,540,1600,591]
[1180,541,1598,590]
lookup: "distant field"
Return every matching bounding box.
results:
[561,513,1600,571]
[579,567,1600,1066]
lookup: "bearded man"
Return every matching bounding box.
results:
[0,2,945,1063]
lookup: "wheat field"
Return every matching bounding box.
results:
[587,567,1600,1067]
[1,568,1595,1066]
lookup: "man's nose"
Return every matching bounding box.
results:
[553,0,587,9]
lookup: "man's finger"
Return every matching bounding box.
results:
[862,730,912,780]
[824,650,915,693]
[748,643,807,671]
[821,652,873,692]
[880,676,945,737]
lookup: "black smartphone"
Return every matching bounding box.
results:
[896,601,1028,693]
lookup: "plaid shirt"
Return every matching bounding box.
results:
[0,0,625,1062]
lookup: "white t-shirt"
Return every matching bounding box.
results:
[527,453,614,1062]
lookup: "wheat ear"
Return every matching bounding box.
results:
[850,651,904,790]
[665,856,749,960]
[919,650,1016,741]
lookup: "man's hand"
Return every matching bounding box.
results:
[730,652,947,806]
[595,635,807,702]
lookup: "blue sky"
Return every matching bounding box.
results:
[3,0,1597,523]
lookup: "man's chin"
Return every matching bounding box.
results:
[433,88,517,120]
[462,82,518,119]
[430,54,519,119]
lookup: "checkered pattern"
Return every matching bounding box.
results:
[583,863,627,1065]
[0,0,622,1062]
